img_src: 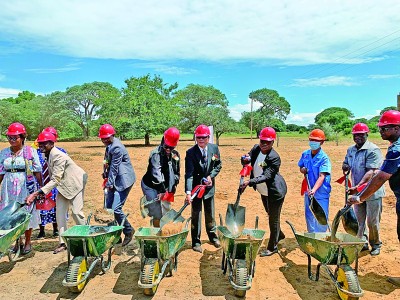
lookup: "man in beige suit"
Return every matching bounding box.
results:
[26,132,87,254]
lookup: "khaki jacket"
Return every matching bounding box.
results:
[41,147,87,199]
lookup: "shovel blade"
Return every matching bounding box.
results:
[309,196,328,225]
[341,208,359,236]
[160,209,179,229]
[225,204,245,236]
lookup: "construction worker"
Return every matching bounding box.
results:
[298,129,331,232]
[348,110,400,286]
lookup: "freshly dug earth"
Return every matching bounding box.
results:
[0,136,399,300]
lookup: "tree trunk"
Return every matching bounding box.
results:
[216,132,221,146]
[145,133,150,146]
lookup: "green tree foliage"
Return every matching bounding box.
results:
[118,74,179,145]
[63,82,120,138]
[380,106,397,114]
[175,84,229,133]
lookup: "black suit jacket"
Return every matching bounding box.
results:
[247,144,287,201]
[185,143,222,199]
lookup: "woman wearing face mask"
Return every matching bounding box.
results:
[298,129,332,232]
[240,127,287,256]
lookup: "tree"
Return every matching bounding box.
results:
[315,107,353,127]
[175,84,229,133]
[249,88,291,121]
[119,74,180,145]
[63,82,120,138]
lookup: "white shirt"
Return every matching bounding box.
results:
[254,152,268,196]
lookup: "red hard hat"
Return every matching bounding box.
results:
[43,127,58,140]
[6,122,26,135]
[98,124,116,138]
[378,110,400,127]
[164,127,180,147]
[309,129,326,141]
[259,127,276,141]
[195,124,210,137]
[352,123,369,134]
[37,132,56,143]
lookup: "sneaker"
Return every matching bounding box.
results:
[370,248,380,256]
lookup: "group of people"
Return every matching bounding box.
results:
[1,109,400,286]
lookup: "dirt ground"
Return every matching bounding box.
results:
[1,135,400,300]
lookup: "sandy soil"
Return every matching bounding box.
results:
[0,136,400,300]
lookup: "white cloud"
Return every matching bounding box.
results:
[229,98,262,121]
[0,87,21,99]
[286,112,319,126]
[290,76,358,87]
[130,62,197,75]
[368,74,400,79]
[0,1,399,64]
[25,62,81,74]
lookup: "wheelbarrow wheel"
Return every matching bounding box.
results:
[336,265,361,300]
[66,256,87,293]
[234,259,248,298]
[141,258,160,296]
[8,240,22,262]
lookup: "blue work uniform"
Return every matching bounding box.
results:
[298,148,332,232]
[380,139,400,240]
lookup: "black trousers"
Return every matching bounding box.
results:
[261,195,285,251]
[191,196,218,246]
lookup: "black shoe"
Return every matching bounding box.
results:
[37,231,45,239]
[361,243,369,251]
[122,232,133,246]
[213,240,221,248]
[278,232,286,242]
[260,248,278,257]
[52,231,59,237]
[370,248,380,256]
[192,245,203,253]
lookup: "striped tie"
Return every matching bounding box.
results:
[42,161,50,185]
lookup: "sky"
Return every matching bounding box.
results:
[0,0,399,126]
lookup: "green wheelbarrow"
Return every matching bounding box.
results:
[287,221,365,300]
[61,215,124,293]
[134,218,191,296]
[217,214,266,298]
[0,210,31,261]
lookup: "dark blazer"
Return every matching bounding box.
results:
[105,138,136,191]
[185,143,222,199]
[247,144,287,201]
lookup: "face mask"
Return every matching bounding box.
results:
[309,141,321,150]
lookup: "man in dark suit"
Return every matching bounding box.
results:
[99,124,136,246]
[185,124,222,253]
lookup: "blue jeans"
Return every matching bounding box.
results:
[105,185,133,235]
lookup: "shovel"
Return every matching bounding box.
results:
[159,185,205,229]
[225,164,252,237]
[341,172,359,236]
[139,195,159,218]
[305,174,328,226]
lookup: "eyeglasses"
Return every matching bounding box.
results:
[379,126,396,132]
[196,136,208,140]
[163,145,175,150]
[7,135,20,141]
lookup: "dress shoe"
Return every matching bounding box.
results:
[192,245,203,253]
[37,231,45,239]
[213,240,221,248]
[122,232,134,246]
[370,248,380,256]
[388,277,400,287]
[260,248,278,257]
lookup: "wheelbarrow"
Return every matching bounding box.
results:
[287,221,365,300]
[134,218,191,296]
[0,210,31,261]
[217,214,266,297]
[61,214,124,293]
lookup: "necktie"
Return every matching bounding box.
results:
[202,148,207,172]
[42,161,50,185]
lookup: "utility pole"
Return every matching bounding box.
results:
[250,98,254,141]
[397,93,400,111]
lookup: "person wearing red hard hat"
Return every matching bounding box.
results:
[342,123,384,256]
[98,124,136,246]
[34,127,67,240]
[348,110,400,286]
[26,131,87,254]
[141,127,181,227]
[240,127,287,256]
[298,128,332,233]
[0,122,43,255]
[185,124,222,253]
